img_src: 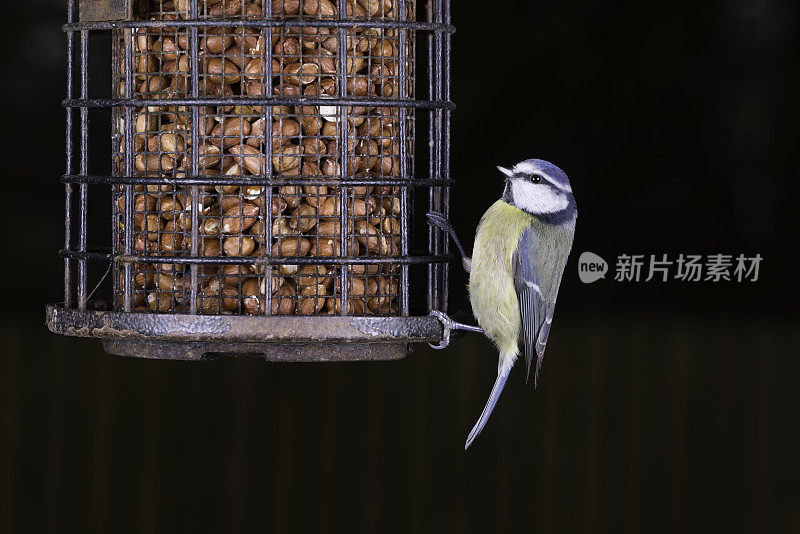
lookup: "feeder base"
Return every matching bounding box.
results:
[46,304,443,361]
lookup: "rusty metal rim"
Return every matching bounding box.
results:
[46,303,444,344]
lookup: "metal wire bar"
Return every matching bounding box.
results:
[442,0,452,314]
[426,0,437,312]
[122,27,134,312]
[64,19,454,32]
[337,0,349,316]
[189,0,201,314]
[110,29,119,311]
[398,0,410,317]
[78,29,89,310]
[264,0,274,317]
[436,0,445,313]
[64,96,453,109]
[61,249,451,266]
[64,175,452,186]
[64,0,75,308]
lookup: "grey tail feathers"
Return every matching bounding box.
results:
[464,363,514,450]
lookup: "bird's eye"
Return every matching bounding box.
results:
[530,174,541,183]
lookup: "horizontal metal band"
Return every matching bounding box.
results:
[46,304,445,346]
[60,249,453,265]
[63,96,455,110]
[62,174,454,187]
[64,19,455,33]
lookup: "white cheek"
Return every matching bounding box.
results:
[511,180,569,214]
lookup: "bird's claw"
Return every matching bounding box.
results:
[429,310,453,350]
[426,212,471,272]
[428,310,484,350]
[426,211,454,234]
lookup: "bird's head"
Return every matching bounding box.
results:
[498,159,575,218]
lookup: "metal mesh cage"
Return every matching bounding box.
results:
[48,0,453,360]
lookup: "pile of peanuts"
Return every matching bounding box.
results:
[114,0,411,315]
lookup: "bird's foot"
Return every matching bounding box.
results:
[428,310,484,350]
[426,212,471,272]
[426,211,455,234]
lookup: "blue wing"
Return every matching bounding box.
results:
[513,226,550,385]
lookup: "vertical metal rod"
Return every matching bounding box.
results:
[433,0,444,312]
[337,0,349,315]
[398,0,410,316]
[111,42,118,310]
[111,27,122,310]
[426,0,434,313]
[264,0,274,316]
[189,0,200,314]
[78,29,89,310]
[442,0,451,313]
[64,0,75,308]
[428,0,444,312]
[123,28,135,312]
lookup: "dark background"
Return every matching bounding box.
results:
[2,0,800,532]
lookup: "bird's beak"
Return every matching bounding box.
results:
[497,166,513,178]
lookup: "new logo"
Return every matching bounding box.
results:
[578,251,608,283]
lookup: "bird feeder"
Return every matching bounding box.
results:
[47,0,454,361]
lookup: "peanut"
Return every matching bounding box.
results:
[223,235,256,257]
[220,202,260,234]
[272,281,297,315]
[229,144,266,175]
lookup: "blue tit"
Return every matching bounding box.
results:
[432,159,577,449]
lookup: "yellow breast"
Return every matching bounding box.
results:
[468,200,534,356]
